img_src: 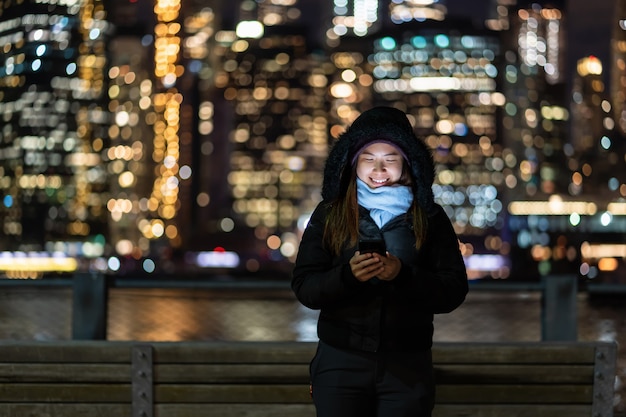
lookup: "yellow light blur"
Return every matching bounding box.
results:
[330,82,354,98]
[0,254,78,273]
[266,235,281,250]
[435,119,455,134]
[341,69,357,82]
[118,171,135,187]
[598,258,619,271]
[581,242,626,259]
[116,240,134,256]
[151,221,165,238]
[607,202,626,215]
[577,56,603,76]
[508,200,598,215]
[165,224,178,239]
[236,21,264,39]
[531,245,551,261]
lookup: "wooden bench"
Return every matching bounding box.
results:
[0,340,617,417]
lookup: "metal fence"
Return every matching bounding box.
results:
[0,275,622,343]
[0,275,580,342]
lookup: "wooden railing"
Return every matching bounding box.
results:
[0,340,617,417]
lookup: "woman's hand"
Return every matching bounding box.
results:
[349,251,401,282]
[350,252,384,282]
[376,252,401,281]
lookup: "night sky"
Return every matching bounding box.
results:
[565,0,614,67]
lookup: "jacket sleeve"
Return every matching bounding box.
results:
[394,205,468,313]
[291,203,364,310]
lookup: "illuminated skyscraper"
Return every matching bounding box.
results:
[571,56,608,168]
[564,0,626,284]
[100,0,236,273]
[327,2,507,279]
[104,0,162,262]
[501,3,568,198]
[495,2,576,278]
[380,25,506,279]
[502,1,626,282]
[0,0,109,275]
[0,0,229,274]
[104,0,222,267]
[571,54,625,218]
[211,0,331,270]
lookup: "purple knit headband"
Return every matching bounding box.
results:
[350,140,408,166]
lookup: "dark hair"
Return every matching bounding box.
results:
[322,162,428,255]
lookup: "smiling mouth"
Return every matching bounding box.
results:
[371,178,389,185]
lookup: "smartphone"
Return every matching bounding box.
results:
[358,239,386,255]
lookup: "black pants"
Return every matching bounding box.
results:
[309,341,435,417]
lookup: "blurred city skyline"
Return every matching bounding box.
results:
[0,0,625,284]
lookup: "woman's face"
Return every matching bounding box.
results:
[355,142,404,189]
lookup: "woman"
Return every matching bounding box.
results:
[291,106,468,417]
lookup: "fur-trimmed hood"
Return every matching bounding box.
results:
[322,106,435,214]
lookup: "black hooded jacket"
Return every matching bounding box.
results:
[291,107,468,352]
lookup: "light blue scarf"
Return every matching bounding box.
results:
[357,178,413,228]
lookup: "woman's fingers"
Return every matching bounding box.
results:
[350,252,384,281]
